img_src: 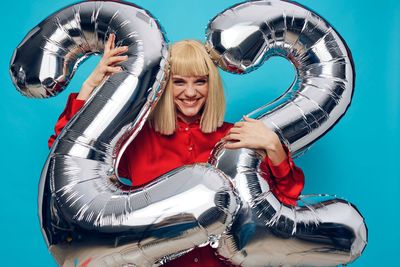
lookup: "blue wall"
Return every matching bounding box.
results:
[1,0,398,266]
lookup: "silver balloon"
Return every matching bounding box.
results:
[206,0,355,156]
[206,0,367,266]
[10,1,238,266]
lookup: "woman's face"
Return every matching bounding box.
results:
[172,74,209,122]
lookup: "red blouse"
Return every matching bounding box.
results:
[48,93,305,267]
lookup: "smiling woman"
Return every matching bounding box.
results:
[48,39,305,266]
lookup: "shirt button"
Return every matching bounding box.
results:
[188,146,193,151]
[194,257,199,263]
[185,127,189,131]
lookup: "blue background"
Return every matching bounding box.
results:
[1,0,399,266]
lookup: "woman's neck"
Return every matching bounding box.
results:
[177,113,201,124]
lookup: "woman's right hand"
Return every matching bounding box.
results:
[77,33,129,100]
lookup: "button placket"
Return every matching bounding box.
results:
[188,132,194,152]
[186,127,195,157]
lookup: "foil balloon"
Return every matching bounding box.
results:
[10,1,238,266]
[206,0,367,266]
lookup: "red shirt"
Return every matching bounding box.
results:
[48,93,305,267]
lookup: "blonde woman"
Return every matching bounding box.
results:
[48,36,304,267]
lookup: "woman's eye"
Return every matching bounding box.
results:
[196,80,207,84]
[173,81,184,85]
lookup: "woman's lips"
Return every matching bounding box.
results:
[179,98,201,106]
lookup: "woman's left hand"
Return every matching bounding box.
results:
[222,116,288,165]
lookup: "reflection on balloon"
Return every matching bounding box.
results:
[10,0,367,266]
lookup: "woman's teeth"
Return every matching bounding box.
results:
[182,99,198,105]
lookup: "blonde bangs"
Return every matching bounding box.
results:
[170,42,209,77]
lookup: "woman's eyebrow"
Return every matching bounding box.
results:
[171,76,207,81]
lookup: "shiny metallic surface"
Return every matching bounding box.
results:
[48,163,239,266]
[10,1,239,266]
[206,0,367,266]
[206,0,355,157]
[210,145,367,266]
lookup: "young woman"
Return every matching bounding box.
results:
[48,36,305,267]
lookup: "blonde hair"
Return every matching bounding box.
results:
[149,40,225,135]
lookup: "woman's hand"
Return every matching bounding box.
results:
[222,116,288,165]
[77,33,129,100]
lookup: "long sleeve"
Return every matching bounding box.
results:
[260,144,305,206]
[48,93,85,148]
[47,92,130,178]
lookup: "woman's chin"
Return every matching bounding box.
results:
[177,109,202,121]
[177,106,202,117]
[179,112,200,119]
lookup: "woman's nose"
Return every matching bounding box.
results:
[184,84,197,97]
